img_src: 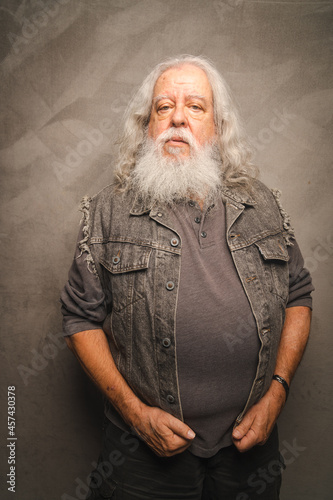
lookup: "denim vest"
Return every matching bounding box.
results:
[80,179,291,425]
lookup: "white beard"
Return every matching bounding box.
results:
[131,127,223,206]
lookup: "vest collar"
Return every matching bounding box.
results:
[129,183,256,215]
[220,184,256,206]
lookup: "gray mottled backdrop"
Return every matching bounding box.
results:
[0,0,332,499]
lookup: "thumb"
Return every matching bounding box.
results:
[232,416,252,441]
[169,416,196,440]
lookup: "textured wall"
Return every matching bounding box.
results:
[0,1,332,499]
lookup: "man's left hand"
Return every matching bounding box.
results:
[232,381,286,453]
[232,306,311,453]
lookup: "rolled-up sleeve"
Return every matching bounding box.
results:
[60,226,108,336]
[287,239,314,309]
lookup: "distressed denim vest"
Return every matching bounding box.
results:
[80,179,293,425]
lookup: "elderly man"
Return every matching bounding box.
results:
[61,55,313,499]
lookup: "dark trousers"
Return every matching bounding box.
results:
[86,418,284,500]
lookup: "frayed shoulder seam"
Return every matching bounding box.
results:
[271,189,295,246]
[77,195,99,276]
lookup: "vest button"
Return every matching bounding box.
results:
[162,338,171,348]
[166,281,175,291]
[170,238,179,247]
[166,394,175,404]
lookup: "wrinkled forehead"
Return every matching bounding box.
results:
[153,64,213,101]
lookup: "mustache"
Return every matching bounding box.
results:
[154,127,198,149]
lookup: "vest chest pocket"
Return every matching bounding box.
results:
[255,234,289,303]
[100,242,152,312]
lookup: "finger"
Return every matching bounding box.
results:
[234,436,255,453]
[148,432,192,457]
[167,416,196,440]
[157,441,192,458]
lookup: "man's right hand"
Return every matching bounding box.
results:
[65,329,195,458]
[131,405,196,457]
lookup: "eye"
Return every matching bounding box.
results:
[190,104,203,111]
[157,104,172,114]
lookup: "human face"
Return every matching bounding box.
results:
[148,64,216,158]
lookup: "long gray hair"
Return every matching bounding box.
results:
[114,55,257,190]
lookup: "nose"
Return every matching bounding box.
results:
[171,105,188,128]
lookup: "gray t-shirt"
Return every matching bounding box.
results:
[170,199,260,456]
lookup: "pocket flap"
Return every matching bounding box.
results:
[100,242,152,274]
[255,234,289,261]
